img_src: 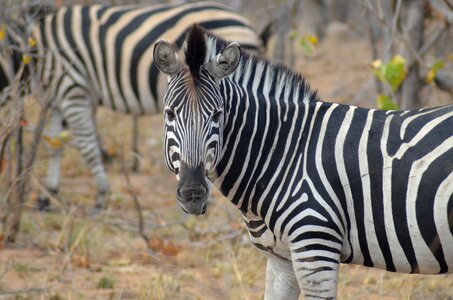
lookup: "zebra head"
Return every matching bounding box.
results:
[154,25,241,215]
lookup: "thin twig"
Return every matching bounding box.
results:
[419,23,449,55]
[230,250,250,300]
[0,258,14,280]
[0,287,48,296]
[392,0,403,39]
[118,141,151,247]
[1,77,52,243]
[31,176,66,212]
[356,0,427,68]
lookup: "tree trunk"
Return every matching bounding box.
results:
[273,0,293,64]
[1,97,50,244]
[398,0,427,109]
[1,125,24,243]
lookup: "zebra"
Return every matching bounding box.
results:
[154,24,453,299]
[0,2,262,210]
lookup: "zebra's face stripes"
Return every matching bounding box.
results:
[162,72,224,215]
[154,32,241,215]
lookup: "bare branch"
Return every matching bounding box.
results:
[419,23,449,55]
[392,0,403,39]
[355,0,427,68]
[430,0,453,23]
[0,258,14,280]
[117,140,154,251]
[1,71,52,243]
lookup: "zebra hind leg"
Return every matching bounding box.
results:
[264,256,300,300]
[37,108,64,211]
[61,94,110,210]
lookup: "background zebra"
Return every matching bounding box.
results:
[154,25,453,299]
[1,2,262,210]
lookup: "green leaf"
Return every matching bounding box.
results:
[426,60,445,83]
[298,35,317,55]
[376,94,399,111]
[386,55,407,91]
[97,276,114,289]
[371,55,407,92]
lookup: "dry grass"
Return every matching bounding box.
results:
[1,24,453,300]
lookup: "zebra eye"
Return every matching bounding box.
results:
[165,109,176,122]
[212,110,222,123]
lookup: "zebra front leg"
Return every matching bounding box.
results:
[37,109,64,211]
[61,97,109,210]
[264,256,300,300]
[290,243,340,300]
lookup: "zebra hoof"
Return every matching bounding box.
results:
[35,196,52,212]
[94,192,109,211]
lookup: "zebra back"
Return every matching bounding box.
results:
[31,2,262,115]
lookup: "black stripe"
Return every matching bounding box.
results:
[80,6,102,106]
[63,8,82,66]
[367,110,395,271]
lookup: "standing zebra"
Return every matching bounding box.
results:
[154,24,453,299]
[1,2,262,209]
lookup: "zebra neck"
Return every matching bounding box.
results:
[211,56,320,217]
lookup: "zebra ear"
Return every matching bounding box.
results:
[205,42,241,81]
[154,40,183,78]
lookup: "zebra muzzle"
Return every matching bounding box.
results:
[178,184,207,201]
[177,184,208,215]
[176,163,209,215]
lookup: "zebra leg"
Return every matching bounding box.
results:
[61,96,109,210]
[37,108,64,211]
[290,246,340,300]
[264,256,300,300]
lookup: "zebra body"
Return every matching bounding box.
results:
[1,2,261,208]
[154,25,453,299]
[33,2,260,114]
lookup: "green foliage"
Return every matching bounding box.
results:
[290,30,318,56]
[376,94,399,111]
[372,55,407,92]
[13,262,31,274]
[371,55,407,110]
[97,275,114,289]
[426,60,445,83]
[299,35,318,56]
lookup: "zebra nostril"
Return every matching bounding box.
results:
[179,185,207,202]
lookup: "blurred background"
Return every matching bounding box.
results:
[0,0,452,299]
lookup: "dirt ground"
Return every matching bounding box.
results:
[1,21,453,300]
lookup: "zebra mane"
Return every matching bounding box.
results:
[184,24,207,79]
[185,24,318,103]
